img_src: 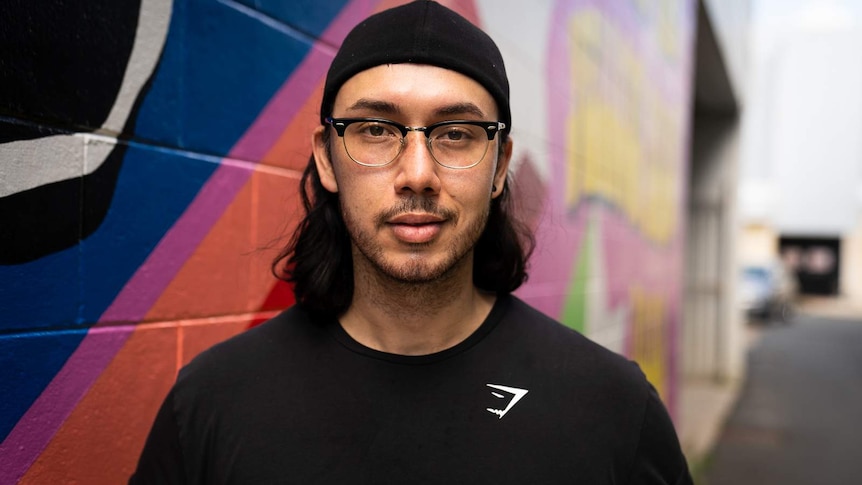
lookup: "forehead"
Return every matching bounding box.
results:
[332,64,498,120]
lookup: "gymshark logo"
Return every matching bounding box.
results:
[486,384,529,419]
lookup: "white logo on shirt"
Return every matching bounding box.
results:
[486,384,529,419]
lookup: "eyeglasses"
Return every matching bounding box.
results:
[325,117,506,169]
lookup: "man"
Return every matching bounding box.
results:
[131,1,693,483]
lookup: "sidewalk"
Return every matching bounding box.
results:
[678,375,741,472]
[793,295,862,320]
[677,295,862,477]
[679,314,764,471]
[677,347,751,474]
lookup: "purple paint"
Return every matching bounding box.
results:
[0,326,132,484]
[98,162,253,323]
[229,0,378,162]
[1,0,380,480]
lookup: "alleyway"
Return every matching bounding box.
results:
[702,302,862,484]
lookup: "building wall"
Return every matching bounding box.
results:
[843,224,862,299]
[702,0,750,106]
[681,0,750,385]
[739,3,862,299]
[485,0,695,404]
[0,0,695,482]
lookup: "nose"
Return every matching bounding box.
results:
[393,132,441,195]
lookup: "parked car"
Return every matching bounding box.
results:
[740,262,798,323]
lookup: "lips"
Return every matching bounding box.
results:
[387,213,445,244]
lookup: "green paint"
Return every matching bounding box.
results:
[561,227,591,333]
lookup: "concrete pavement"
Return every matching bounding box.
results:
[700,301,862,484]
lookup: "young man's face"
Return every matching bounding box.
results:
[313,64,512,285]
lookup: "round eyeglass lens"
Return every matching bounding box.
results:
[427,123,491,168]
[343,121,404,167]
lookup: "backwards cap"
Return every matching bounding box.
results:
[320,0,510,133]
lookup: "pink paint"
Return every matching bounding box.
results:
[523,0,695,422]
[99,163,253,323]
[228,52,329,162]
[229,0,379,161]
[100,0,379,322]
[1,1,380,480]
[0,326,131,485]
[518,0,578,318]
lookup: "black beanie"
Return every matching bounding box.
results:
[320,0,511,133]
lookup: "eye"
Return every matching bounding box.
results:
[353,121,399,139]
[367,124,387,137]
[432,124,480,144]
[442,129,466,141]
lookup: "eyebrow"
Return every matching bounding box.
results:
[345,99,488,119]
[433,102,486,119]
[346,98,399,115]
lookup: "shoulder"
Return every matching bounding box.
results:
[495,296,691,482]
[499,296,646,387]
[493,296,654,430]
[175,304,326,392]
[628,384,693,484]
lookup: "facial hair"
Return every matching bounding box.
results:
[342,195,490,285]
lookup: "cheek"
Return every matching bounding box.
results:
[446,171,495,202]
[340,185,371,212]
[335,171,387,213]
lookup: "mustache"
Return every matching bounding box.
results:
[375,197,458,226]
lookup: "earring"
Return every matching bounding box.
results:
[492,185,498,192]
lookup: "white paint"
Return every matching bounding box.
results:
[102,0,173,134]
[585,205,627,354]
[0,134,84,198]
[475,0,554,181]
[1,0,172,198]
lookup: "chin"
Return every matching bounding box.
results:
[377,252,469,285]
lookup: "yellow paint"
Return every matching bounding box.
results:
[630,286,668,397]
[565,9,683,244]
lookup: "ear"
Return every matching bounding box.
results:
[312,125,339,193]
[491,136,513,199]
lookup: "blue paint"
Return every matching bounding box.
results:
[133,0,350,157]
[235,0,351,41]
[0,145,216,440]
[0,0,353,330]
[79,144,219,323]
[0,328,88,442]
[0,145,217,329]
[0,249,81,331]
[0,0,350,445]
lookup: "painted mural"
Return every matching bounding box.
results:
[514,0,694,406]
[0,0,694,482]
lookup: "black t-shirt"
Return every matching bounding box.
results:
[131,295,692,484]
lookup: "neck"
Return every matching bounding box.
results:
[340,251,496,356]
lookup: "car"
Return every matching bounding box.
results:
[740,262,798,323]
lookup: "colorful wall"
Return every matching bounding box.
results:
[0,0,694,482]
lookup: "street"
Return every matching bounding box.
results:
[703,311,862,484]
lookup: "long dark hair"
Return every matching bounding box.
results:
[272,135,534,316]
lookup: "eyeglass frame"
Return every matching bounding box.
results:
[324,116,507,169]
